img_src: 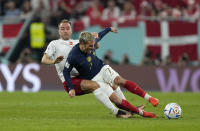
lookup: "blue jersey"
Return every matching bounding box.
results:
[63,27,111,90]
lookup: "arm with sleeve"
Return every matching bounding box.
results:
[63,58,75,90]
[95,27,111,47]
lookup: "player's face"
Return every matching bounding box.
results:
[84,40,95,53]
[59,22,72,40]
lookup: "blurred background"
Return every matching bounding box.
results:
[0,0,200,92]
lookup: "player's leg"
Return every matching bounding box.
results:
[114,76,159,107]
[81,79,118,115]
[92,65,126,100]
[80,79,99,93]
[111,84,126,100]
[64,79,130,118]
[81,80,131,118]
[63,77,88,96]
[107,88,156,118]
[101,65,159,107]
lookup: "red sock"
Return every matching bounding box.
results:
[124,80,146,98]
[118,99,139,114]
[116,104,129,112]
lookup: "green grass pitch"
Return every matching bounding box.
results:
[0,91,200,131]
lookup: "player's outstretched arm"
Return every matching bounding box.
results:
[41,54,64,64]
[96,27,118,42]
[95,27,118,49]
[110,27,118,33]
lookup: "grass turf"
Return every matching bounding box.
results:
[0,91,200,131]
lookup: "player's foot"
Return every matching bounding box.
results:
[116,110,132,118]
[130,104,145,115]
[142,111,156,118]
[137,104,145,110]
[149,97,159,107]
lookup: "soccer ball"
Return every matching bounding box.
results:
[164,103,182,119]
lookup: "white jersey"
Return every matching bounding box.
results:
[45,39,79,82]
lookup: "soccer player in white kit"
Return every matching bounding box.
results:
[41,19,135,118]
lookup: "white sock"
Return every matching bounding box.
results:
[93,88,118,115]
[144,93,151,101]
[139,109,143,116]
[115,87,126,100]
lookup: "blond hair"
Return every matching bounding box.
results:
[79,32,95,44]
[58,19,71,28]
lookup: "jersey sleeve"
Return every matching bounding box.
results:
[44,41,56,59]
[95,27,111,44]
[63,56,75,90]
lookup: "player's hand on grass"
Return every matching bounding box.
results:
[54,56,64,64]
[69,89,75,98]
[110,27,118,33]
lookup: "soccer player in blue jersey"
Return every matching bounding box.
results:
[42,19,134,118]
[64,27,160,118]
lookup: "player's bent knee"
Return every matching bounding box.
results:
[97,82,114,97]
[114,76,126,86]
[91,82,100,91]
[109,92,122,105]
[112,84,118,90]
[81,80,100,92]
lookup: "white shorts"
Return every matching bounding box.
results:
[92,65,119,87]
[97,82,114,97]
